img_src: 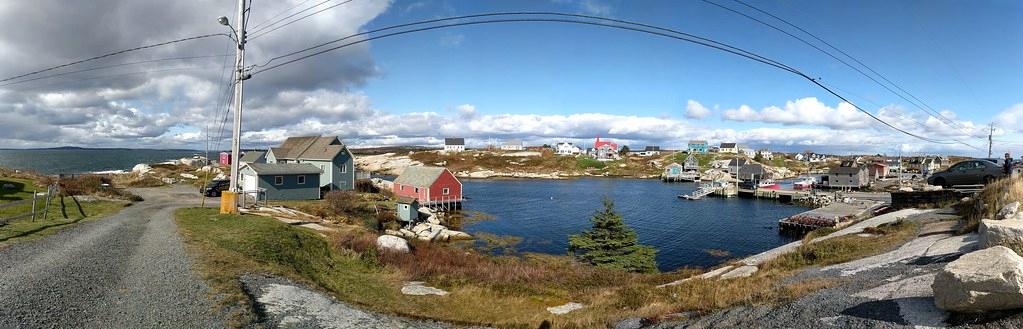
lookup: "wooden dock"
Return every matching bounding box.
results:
[778,200,885,233]
[737,188,812,202]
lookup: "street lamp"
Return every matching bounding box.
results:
[218,1,248,214]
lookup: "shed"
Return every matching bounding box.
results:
[395,197,420,222]
[239,163,322,200]
[239,150,267,165]
[683,153,700,171]
[738,164,767,182]
[219,152,231,165]
[393,166,463,207]
[825,161,869,189]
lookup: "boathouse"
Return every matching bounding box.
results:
[726,158,749,176]
[825,161,869,189]
[663,163,684,181]
[738,163,767,182]
[239,163,322,200]
[683,153,700,171]
[395,196,421,223]
[393,166,463,209]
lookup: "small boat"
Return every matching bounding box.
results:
[757,179,780,189]
[793,177,815,189]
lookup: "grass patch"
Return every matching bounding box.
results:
[575,157,606,170]
[960,176,1023,234]
[764,220,918,272]
[0,198,128,247]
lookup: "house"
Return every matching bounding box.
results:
[393,166,463,206]
[709,146,720,153]
[266,135,356,191]
[824,161,869,189]
[682,153,700,171]
[500,140,524,151]
[395,197,420,223]
[726,158,749,176]
[757,149,774,160]
[687,140,708,154]
[555,142,581,155]
[444,138,465,152]
[219,152,232,165]
[239,163,322,200]
[738,144,756,158]
[630,146,661,157]
[711,159,732,169]
[920,157,941,174]
[239,150,266,166]
[719,143,738,154]
[868,162,889,180]
[886,158,903,174]
[794,153,806,161]
[738,163,767,181]
[663,163,684,180]
[592,137,620,160]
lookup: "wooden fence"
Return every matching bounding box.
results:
[0,183,67,225]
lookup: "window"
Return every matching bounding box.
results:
[297,175,306,184]
[414,187,419,193]
[274,176,284,185]
[340,165,347,173]
[442,187,450,195]
[399,185,404,191]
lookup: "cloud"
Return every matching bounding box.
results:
[722,97,873,130]
[552,0,612,16]
[439,33,465,47]
[685,100,711,119]
[995,103,1023,132]
[456,104,477,119]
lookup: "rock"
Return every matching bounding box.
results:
[161,177,176,184]
[979,219,1023,249]
[933,246,1023,312]
[384,229,401,236]
[418,207,433,216]
[445,230,473,241]
[376,235,411,254]
[614,317,648,329]
[997,202,1021,220]
[426,215,441,225]
[131,163,152,175]
[398,229,416,239]
[412,223,431,234]
[1,183,14,190]
[401,282,448,296]
[547,302,584,315]
[719,265,758,280]
[179,173,198,180]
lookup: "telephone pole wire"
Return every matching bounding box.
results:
[218,0,251,212]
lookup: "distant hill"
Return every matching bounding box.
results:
[0,146,200,152]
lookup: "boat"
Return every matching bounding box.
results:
[757,179,780,189]
[793,177,815,189]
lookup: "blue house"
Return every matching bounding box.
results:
[688,140,708,154]
[266,135,356,191]
[239,163,322,200]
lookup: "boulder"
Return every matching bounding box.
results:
[979,219,1023,249]
[411,223,431,234]
[179,173,198,180]
[614,318,649,329]
[997,202,1021,220]
[719,265,758,280]
[161,177,176,184]
[401,282,448,296]
[426,215,441,225]
[933,246,1023,312]
[547,302,584,315]
[376,235,411,254]
[131,163,152,175]
[398,229,416,239]
[445,230,473,241]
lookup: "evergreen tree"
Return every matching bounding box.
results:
[568,198,658,273]
[619,145,631,155]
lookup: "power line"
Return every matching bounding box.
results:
[0,54,230,87]
[248,0,358,41]
[249,0,317,30]
[724,0,974,135]
[247,0,334,36]
[704,0,975,138]
[0,33,228,84]
[9,66,215,93]
[251,14,973,147]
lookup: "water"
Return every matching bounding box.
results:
[460,178,807,272]
[0,148,201,175]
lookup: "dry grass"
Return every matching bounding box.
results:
[960,176,1023,234]
[407,150,673,178]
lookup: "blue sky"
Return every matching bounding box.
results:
[0,0,1021,156]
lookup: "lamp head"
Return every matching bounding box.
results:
[217,16,230,26]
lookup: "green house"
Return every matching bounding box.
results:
[266,135,356,191]
[239,163,322,200]
[395,196,420,223]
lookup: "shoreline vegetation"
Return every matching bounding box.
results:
[175,180,930,328]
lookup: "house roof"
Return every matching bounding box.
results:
[239,151,266,163]
[644,146,660,151]
[720,142,737,148]
[688,140,708,144]
[244,163,322,175]
[397,196,418,204]
[394,166,448,187]
[272,136,347,161]
[445,138,465,146]
[727,159,748,167]
[503,140,522,146]
[830,166,864,174]
[739,163,766,175]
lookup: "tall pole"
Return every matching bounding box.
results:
[988,123,994,158]
[229,0,247,195]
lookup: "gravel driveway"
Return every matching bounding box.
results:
[0,185,226,328]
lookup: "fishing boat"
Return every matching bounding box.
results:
[793,177,815,189]
[757,179,780,189]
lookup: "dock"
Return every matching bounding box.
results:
[778,199,885,233]
[737,188,812,202]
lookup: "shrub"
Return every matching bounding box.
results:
[126,176,165,188]
[568,198,658,273]
[576,157,606,170]
[354,179,379,193]
[324,190,361,215]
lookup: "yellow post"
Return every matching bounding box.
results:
[220,191,239,214]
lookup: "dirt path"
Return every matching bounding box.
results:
[0,185,226,328]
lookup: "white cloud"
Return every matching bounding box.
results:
[995,103,1023,132]
[722,97,872,130]
[685,100,711,119]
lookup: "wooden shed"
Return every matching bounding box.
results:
[393,166,463,209]
[395,197,420,223]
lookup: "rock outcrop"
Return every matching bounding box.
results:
[997,201,1021,220]
[401,282,448,296]
[376,235,411,254]
[979,219,1023,249]
[546,302,584,315]
[932,246,1023,312]
[131,163,152,175]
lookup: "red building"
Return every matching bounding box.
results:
[594,136,618,150]
[393,166,463,206]
[868,162,889,180]
[219,152,232,165]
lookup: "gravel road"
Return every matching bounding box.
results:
[0,185,226,328]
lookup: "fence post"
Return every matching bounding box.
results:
[31,190,38,222]
[42,185,53,220]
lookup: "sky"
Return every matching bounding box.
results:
[0,0,1021,156]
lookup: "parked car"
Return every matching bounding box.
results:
[927,160,1004,187]
[202,179,230,197]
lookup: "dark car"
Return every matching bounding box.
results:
[202,179,230,197]
[927,160,1004,187]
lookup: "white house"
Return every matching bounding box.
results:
[794,153,806,161]
[719,143,738,154]
[758,149,774,160]
[738,144,756,158]
[444,138,465,152]
[500,140,524,151]
[555,142,581,155]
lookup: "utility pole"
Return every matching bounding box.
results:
[988,123,995,158]
[219,0,249,213]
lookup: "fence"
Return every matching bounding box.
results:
[0,183,64,225]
